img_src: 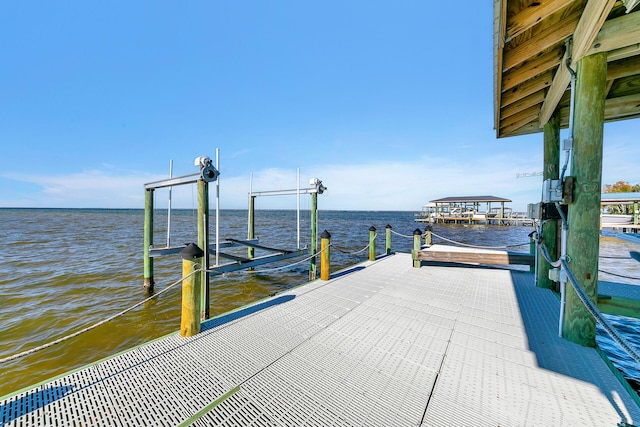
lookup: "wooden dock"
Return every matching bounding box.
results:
[418,244,534,267]
[1,253,639,426]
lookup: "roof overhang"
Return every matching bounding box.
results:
[493,0,640,138]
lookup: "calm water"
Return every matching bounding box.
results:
[0,208,639,398]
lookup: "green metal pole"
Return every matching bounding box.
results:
[538,110,560,289]
[385,224,392,255]
[412,228,422,268]
[143,189,155,292]
[563,52,607,347]
[248,195,256,260]
[197,179,210,320]
[309,192,318,280]
[369,226,376,261]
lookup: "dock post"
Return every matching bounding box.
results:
[321,230,331,280]
[197,179,210,320]
[529,234,536,273]
[143,189,155,292]
[248,195,255,261]
[563,52,607,347]
[538,110,560,289]
[309,191,318,280]
[180,243,203,337]
[412,228,422,268]
[424,225,432,246]
[385,224,392,255]
[369,226,376,261]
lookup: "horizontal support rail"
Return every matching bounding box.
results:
[144,172,200,190]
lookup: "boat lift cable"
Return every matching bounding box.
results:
[560,258,640,367]
[0,269,200,365]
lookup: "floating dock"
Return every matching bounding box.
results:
[1,253,639,426]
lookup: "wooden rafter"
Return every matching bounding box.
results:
[505,0,576,43]
[538,0,617,127]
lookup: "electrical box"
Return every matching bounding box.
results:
[542,179,563,203]
[542,202,567,220]
[527,203,542,220]
[548,268,560,282]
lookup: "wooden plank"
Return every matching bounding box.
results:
[501,48,563,91]
[501,69,554,106]
[503,9,580,71]
[586,6,640,56]
[418,245,534,266]
[505,0,576,43]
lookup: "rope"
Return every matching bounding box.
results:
[0,269,201,364]
[430,231,528,250]
[561,258,640,367]
[332,234,377,256]
[390,229,415,239]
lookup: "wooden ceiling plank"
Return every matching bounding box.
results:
[605,93,640,118]
[494,0,508,135]
[503,10,581,71]
[506,0,576,42]
[502,70,554,107]
[502,49,563,91]
[501,111,540,136]
[608,55,640,80]
[586,11,640,56]
[501,91,545,119]
[538,0,616,127]
[608,43,640,62]
[500,104,540,132]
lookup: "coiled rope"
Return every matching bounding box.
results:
[0,269,201,364]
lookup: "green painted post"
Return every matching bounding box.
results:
[538,111,560,289]
[248,195,256,261]
[309,192,318,280]
[197,179,210,320]
[385,224,392,255]
[320,230,331,280]
[180,243,203,337]
[634,201,638,226]
[563,52,607,347]
[143,189,155,292]
[369,226,376,261]
[412,228,422,268]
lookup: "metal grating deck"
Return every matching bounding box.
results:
[1,253,639,426]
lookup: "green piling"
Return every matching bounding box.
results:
[369,226,376,261]
[563,52,607,347]
[248,195,256,261]
[309,191,318,280]
[143,189,155,292]
[385,224,392,255]
[197,179,210,320]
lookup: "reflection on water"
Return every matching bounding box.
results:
[0,209,639,398]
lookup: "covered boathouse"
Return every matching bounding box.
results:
[493,0,640,345]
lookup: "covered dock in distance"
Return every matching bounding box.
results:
[493,0,640,346]
[426,195,524,225]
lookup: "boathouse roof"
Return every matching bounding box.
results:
[493,1,640,138]
[601,192,640,203]
[430,195,512,204]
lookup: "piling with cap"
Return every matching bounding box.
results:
[424,225,433,246]
[385,225,392,255]
[180,243,203,337]
[369,226,376,261]
[412,228,422,268]
[320,230,331,280]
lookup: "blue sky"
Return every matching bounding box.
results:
[1,1,639,212]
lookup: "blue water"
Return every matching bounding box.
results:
[0,208,639,398]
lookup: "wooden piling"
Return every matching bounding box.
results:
[424,226,432,246]
[563,52,607,347]
[248,195,256,261]
[412,228,421,268]
[538,111,560,289]
[385,225,392,255]
[369,226,376,261]
[143,189,155,292]
[309,192,318,280]
[180,243,203,337]
[320,230,331,280]
[197,179,210,320]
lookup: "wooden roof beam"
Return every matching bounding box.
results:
[501,69,554,107]
[503,9,581,71]
[605,93,640,119]
[506,0,576,43]
[501,91,545,120]
[538,0,617,127]
[500,104,540,135]
[502,48,563,91]
[586,11,640,56]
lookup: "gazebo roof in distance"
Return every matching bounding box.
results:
[430,196,512,204]
[601,192,640,204]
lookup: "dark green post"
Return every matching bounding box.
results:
[143,189,155,292]
[412,228,422,268]
[538,110,560,288]
[321,230,331,280]
[248,195,256,261]
[309,191,318,280]
[180,243,203,337]
[563,52,607,347]
[385,224,392,255]
[197,179,210,320]
[368,226,376,261]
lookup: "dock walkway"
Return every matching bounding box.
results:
[1,253,639,426]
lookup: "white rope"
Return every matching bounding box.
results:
[0,269,201,364]
[238,245,330,274]
[390,229,415,239]
[333,233,378,256]
[430,231,514,249]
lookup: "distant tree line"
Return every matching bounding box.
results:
[603,181,640,193]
